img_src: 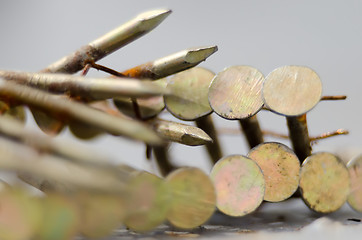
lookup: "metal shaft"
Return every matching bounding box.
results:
[195,115,223,164]
[239,115,264,149]
[286,114,311,163]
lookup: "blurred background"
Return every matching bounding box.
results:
[0,0,360,174]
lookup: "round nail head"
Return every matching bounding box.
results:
[208,66,265,120]
[210,155,265,217]
[347,155,362,212]
[263,66,322,116]
[248,142,300,202]
[164,67,214,120]
[125,171,171,232]
[165,167,216,229]
[299,152,350,213]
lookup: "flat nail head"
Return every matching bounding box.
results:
[165,67,214,120]
[125,171,171,232]
[347,155,362,212]
[248,142,300,202]
[210,155,265,217]
[209,66,265,120]
[165,167,216,229]
[299,152,350,213]
[263,66,322,116]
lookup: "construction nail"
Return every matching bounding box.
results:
[299,152,350,213]
[263,66,323,162]
[0,81,163,146]
[209,65,265,149]
[247,142,300,202]
[42,9,171,74]
[210,155,265,217]
[0,70,169,100]
[164,67,223,164]
[121,46,218,79]
[165,167,216,229]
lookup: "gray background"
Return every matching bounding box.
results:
[0,0,360,172]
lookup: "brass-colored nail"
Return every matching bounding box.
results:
[210,155,265,217]
[247,142,300,202]
[165,167,216,229]
[33,9,171,134]
[0,70,169,100]
[42,9,171,74]
[299,152,350,213]
[347,155,362,212]
[121,46,218,79]
[0,136,128,194]
[124,171,171,232]
[209,66,265,149]
[0,101,26,122]
[164,67,223,164]
[75,192,126,239]
[36,194,79,240]
[0,81,164,146]
[152,145,176,176]
[148,118,212,146]
[263,66,323,162]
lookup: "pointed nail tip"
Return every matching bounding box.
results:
[185,45,218,63]
[138,8,172,21]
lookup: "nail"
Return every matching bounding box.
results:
[33,9,171,134]
[0,81,164,145]
[209,65,265,149]
[0,101,26,122]
[0,115,115,168]
[347,155,362,212]
[124,171,171,232]
[263,66,323,162]
[0,70,169,100]
[152,145,176,176]
[209,155,265,217]
[114,96,165,119]
[0,136,128,194]
[164,67,223,164]
[42,9,171,74]
[247,142,300,202]
[299,152,350,213]
[121,46,218,79]
[72,192,125,238]
[165,167,216,229]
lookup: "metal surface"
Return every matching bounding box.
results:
[125,171,171,232]
[148,118,212,146]
[43,9,171,74]
[347,155,362,212]
[299,152,350,213]
[0,70,169,100]
[164,67,214,120]
[209,66,265,120]
[165,167,216,229]
[0,81,163,145]
[263,66,322,116]
[248,142,300,202]
[239,115,264,149]
[210,155,265,217]
[286,114,312,162]
[121,46,218,80]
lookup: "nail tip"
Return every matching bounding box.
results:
[185,45,218,63]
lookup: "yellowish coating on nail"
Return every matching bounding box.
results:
[347,155,362,212]
[166,167,216,229]
[299,152,350,213]
[248,142,300,202]
[210,155,265,217]
[263,66,322,116]
[165,67,214,120]
[209,66,264,120]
